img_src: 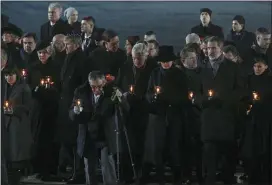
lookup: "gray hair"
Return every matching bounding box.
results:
[132,42,149,57]
[48,2,62,13]
[65,35,82,46]
[1,48,8,64]
[88,71,105,82]
[64,7,77,19]
[186,33,201,44]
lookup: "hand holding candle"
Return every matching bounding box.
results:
[40,79,45,86]
[74,99,83,114]
[188,91,195,104]
[154,86,161,100]
[3,100,13,114]
[129,85,135,94]
[21,69,27,78]
[208,89,214,100]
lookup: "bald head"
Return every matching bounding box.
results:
[52,34,66,52]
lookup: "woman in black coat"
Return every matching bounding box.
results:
[2,66,33,185]
[241,57,272,185]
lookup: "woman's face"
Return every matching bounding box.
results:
[68,10,78,23]
[5,73,17,85]
[253,62,268,76]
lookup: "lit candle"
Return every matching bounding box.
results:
[129,85,134,94]
[208,89,214,97]
[188,91,194,100]
[40,79,45,86]
[21,69,27,77]
[155,86,161,95]
[247,104,253,115]
[4,101,9,108]
[252,91,260,101]
[46,76,51,83]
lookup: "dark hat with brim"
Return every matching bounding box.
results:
[1,24,23,37]
[156,45,179,62]
[93,28,106,41]
[36,41,50,51]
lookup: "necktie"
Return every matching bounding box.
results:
[211,62,219,76]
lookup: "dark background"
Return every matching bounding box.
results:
[2,1,271,52]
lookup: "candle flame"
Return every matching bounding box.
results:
[40,79,45,85]
[208,90,213,97]
[189,91,194,99]
[22,69,26,76]
[46,77,51,82]
[77,100,81,106]
[4,101,9,107]
[129,85,134,93]
[252,91,259,100]
[155,86,161,94]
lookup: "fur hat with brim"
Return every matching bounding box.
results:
[36,41,50,51]
[156,45,179,62]
[1,24,23,38]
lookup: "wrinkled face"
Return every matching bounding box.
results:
[48,7,61,22]
[132,53,146,68]
[232,20,243,32]
[64,39,78,54]
[52,36,65,52]
[23,37,36,53]
[5,73,16,85]
[81,20,94,33]
[207,41,222,60]
[89,79,106,96]
[223,51,237,62]
[105,36,119,52]
[182,52,198,69]
[257,34,271,49]
[253,62,268,75]
[201,42,208,56]
[160,61,173,69]
[200,12,211,25]
[125,40,132,55]
[147,43,158,57]
[68,10,78,23]
[37,49,50,63]
[2,32,14,43]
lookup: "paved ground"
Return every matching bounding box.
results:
[2,1,271,51]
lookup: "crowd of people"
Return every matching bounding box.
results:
[1,2,272,185]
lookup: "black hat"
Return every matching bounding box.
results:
[156,45,179,62]
[36,41,50,51]
[233,15,245,25]
[127,35,140,46]
[93,28,105,41]
[1,24,23,38]
[200,8,212,17]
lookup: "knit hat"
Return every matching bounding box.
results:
[64,7,77,19]
[200,8,212,17]
[233,15,245,25]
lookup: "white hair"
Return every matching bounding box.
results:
[64,7,77,19]
[144,34,157,42]
[132,43,149,57]
[48,2,62,13]
[186,33,201,44]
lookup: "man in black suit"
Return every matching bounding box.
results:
[200,36,244,185]
[80,16,97,56]
[40,2,72,42]
[190,8,224,40]
[69,71,125,185]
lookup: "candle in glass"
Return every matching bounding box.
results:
[21,69,27,78]
[252,91,260,101]
[40,79,45,86]
[129,85,134,94]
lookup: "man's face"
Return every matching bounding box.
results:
[48,7,61,22]
[37,49,50,63]
[207,41,222,60]
[105,36,119,52]
[232,20,243,32]
[182,52,198,69]
[200,12,211,25]
[160,61,173,69]
[23,37,36,53]
[125,40,132,55]
[201,43,208,56]
[52,36,65,52]
[81,20,94,33]
[89,79,106,96]
[64,39,77,54]
[147,43,158,57]
[257,34,271,49]
[132,53,146,68]
[223,51,237,62]
[253,62,268,75]
[2,32,14,43]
